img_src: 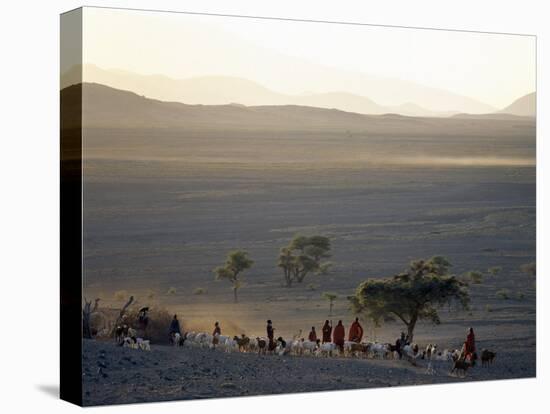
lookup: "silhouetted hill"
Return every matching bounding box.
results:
[61,83,534,137]
[61,64,489,117]
[499,92,536,117]
[64,83,374,130]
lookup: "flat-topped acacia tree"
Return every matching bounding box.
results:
[350,256,469,342]
[214,250,254,303]
[278,235,331,287]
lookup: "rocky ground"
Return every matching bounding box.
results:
[82,339,535,406]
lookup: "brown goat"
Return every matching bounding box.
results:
[450,358,470,377]
[257,338,267,354]
[481,349,496,367]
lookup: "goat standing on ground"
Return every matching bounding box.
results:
[450,358,470,377]
[481,349,496,367]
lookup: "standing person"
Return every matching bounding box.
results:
[168,314,181,343]
[464,327,477,364]
[396,332,406,359]
[138,307,149,337]
[267,320,275,350]
[322,320,332,343]
[212,321,221,346]
[308,326,317,342]
[348,317,364,343]
[333,320,345,352]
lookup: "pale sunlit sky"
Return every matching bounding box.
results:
[81,7,536,109]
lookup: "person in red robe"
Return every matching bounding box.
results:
[333,320,345,351]
[308,326,317,342]
[348,317,364,342]
[464,327,476,363]
[322,320,332,343]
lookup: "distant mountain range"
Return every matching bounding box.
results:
[61,83,534,137]
[62,64,512,118]
[499,92,536,117]
[451,91,535,120]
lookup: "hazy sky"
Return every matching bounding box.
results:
[82,7,535,109]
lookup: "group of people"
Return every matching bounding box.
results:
[167,315,365,351]
[307,317,364,351]
[272,318,366,352]
[167,314,477,364]
[392,327,477,363]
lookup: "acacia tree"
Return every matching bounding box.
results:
[350,256,469,342]
[278,247,295,287]
[322,292,338,316]
[278,235,331,286]
[214,250,254,302]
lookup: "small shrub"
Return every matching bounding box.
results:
[194,287,206,295]
[520,262,536,276]
[517,291,525,300]
[466,271,483,284]
[307,283,317,291]
[496,289,510,300]
[487,266,502,276]
[125,306,174,344]
[485,304,493,312]
[167,287,177,295]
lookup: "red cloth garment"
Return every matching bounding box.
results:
[322,323,332,343]
[465,331,475,354]
[348,321,364,342]
[333,323,345,348]
[308,330,317,342]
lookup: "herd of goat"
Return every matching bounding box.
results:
[116,328,496,377]
[173,331,458,361]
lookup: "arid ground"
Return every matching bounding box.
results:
[82,337,534,406]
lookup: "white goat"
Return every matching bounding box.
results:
[122,337,138,349]
[317,342,337,357]
[193,332,212,348]
[402,344,421,360]
[136,337,151,351]
[222,337,239,353]
[301,339,319,355]
[425,343,438,360]
[368,342,390,359]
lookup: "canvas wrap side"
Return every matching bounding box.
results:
[60,7,83,407]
